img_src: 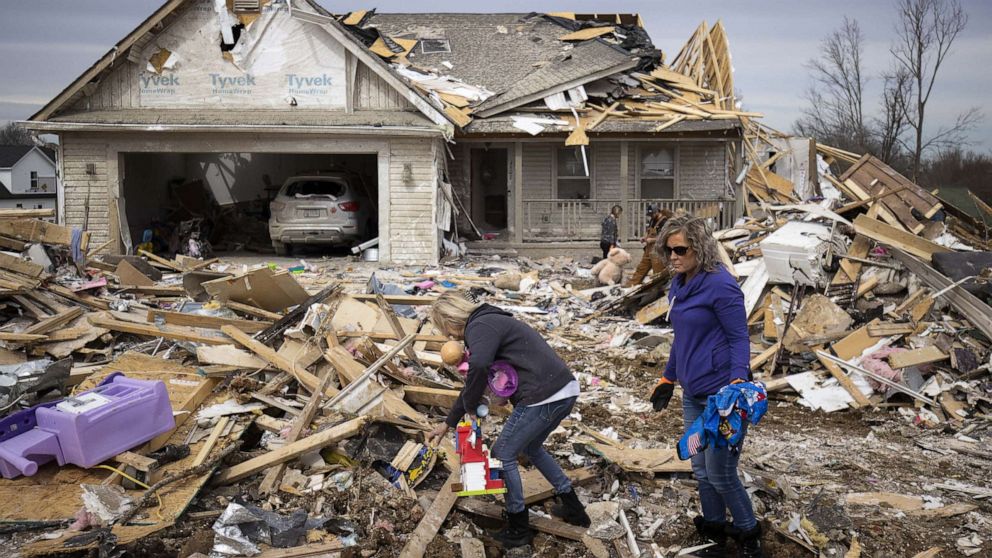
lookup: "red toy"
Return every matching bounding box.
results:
[453,419,506,496]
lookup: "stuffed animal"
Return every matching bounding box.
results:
[590,247,633,286]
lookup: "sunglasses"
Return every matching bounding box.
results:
[665,245,690,256]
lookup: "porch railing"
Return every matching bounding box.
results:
[521,198,737,242]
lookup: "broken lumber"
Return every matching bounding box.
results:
[399,474,460,558]
[146,309,272,333]
[888,346,948,369]
[0,219,88,249]
[24,307,83,336]
[815,347,870,408]
[403,386,460,408]
[89,313,229,345]
[853,214,951,262]
[456,499,588,541]
[213,416,368,485]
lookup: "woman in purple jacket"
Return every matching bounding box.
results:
[649,215,764,558]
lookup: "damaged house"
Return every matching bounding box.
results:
[25,1,753,264]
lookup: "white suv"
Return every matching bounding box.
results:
[268,172,374,255]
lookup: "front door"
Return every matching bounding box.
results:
[470,147,508,231]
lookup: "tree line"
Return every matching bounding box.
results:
[794,0,990,208]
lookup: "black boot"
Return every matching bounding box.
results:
[551,488,591,527]
[494,510,534,549]
[688,516,729,557]
[729,523,765,558]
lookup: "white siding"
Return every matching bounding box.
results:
[521,144,552,200]
[388,137,437,264]
[9,149,57,193]
[61,134,111,245]
[593,142,621,200]
[355,62,414,111]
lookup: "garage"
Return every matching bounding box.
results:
[120,151,378,257]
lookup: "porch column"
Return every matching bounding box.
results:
[620,140,629,241]
[513,141,523,243]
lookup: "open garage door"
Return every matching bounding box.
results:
[120,152,378,258]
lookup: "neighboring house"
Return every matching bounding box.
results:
[24,0,744,265]
[0,145,58,214]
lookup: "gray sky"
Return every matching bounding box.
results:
[1,0,989,151]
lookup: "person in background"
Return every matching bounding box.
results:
[599,204,623,260]
[427,292,590,549]
[649,215,765,558]
[625,207,674,287]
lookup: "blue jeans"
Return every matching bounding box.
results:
[683,395,757,530]
[491,396,577,513]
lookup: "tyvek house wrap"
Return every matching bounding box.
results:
[137,0,347,108]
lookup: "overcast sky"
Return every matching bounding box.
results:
[1,0,989,151]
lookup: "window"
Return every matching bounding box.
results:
[556,147,591,199]
[639,145,675,199]
[284,179,347,198]
[30,171,38,191]
[35,204,43,209]
[15,204,22,209]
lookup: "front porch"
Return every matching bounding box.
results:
[447,137,742,245]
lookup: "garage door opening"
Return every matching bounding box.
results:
[120,152,378,258]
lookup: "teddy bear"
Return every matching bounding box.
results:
[590,246,633,286]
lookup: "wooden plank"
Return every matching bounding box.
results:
[350,293,437,306]
[843,179,907,231]
[868,322,915,337]
[90,313,229,345]
[853,214,951,262]
[258,370,334,495]
[147,309,272,333]
[0,208,56,219]
[520,467,598,505]
[196,344,271,369]
[888,346,948,369]
[0,219,87,248]
[403,386,460,408]
[635,296,670,325]
[399,474,460,558]
[0,252,45,278]
[115,260,154,287]
[24,307,83,336]
[221,325,329,394]
[226,301,284,321]
[456,499,588,541]
[192,416,229,467]
[586,443,691,473]
[213,416,368,485]
[832,319,886,361]
[815,346,870,408]
[254,540,345,558]
[750,342,780,370]
[376,294,423,367]
[138,248,183,272]
[0,332,48,343]
[335,331,449,343]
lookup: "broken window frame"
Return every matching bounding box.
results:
[636,143,677,200]
[419,38,451,54]
[554,146,594,201]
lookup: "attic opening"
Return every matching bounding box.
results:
[419,39,451,54]
[220,23,245,52]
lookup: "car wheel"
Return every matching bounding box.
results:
[272,240,288,256]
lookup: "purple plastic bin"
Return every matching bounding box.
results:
[0,373,175,478]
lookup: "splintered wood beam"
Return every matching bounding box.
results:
[815,346,870,408]
[456,499,588,540]
[226,301,284,321]
[24,307,83,336]
[212,416,368,485]
[398,475,460,558]
[257,370,334,495]
[90,314,229,345]
[146,309,272,332]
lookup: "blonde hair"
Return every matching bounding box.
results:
[654,214,723,273]
[430,291,482,337]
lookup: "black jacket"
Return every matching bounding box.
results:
[444,304,575,427]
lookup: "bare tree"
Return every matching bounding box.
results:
[891,0,982,180]
[874,67,912,164]
[795,17,870,153]
[0,122,33,146]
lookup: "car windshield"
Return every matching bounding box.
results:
[284,179,347,198]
